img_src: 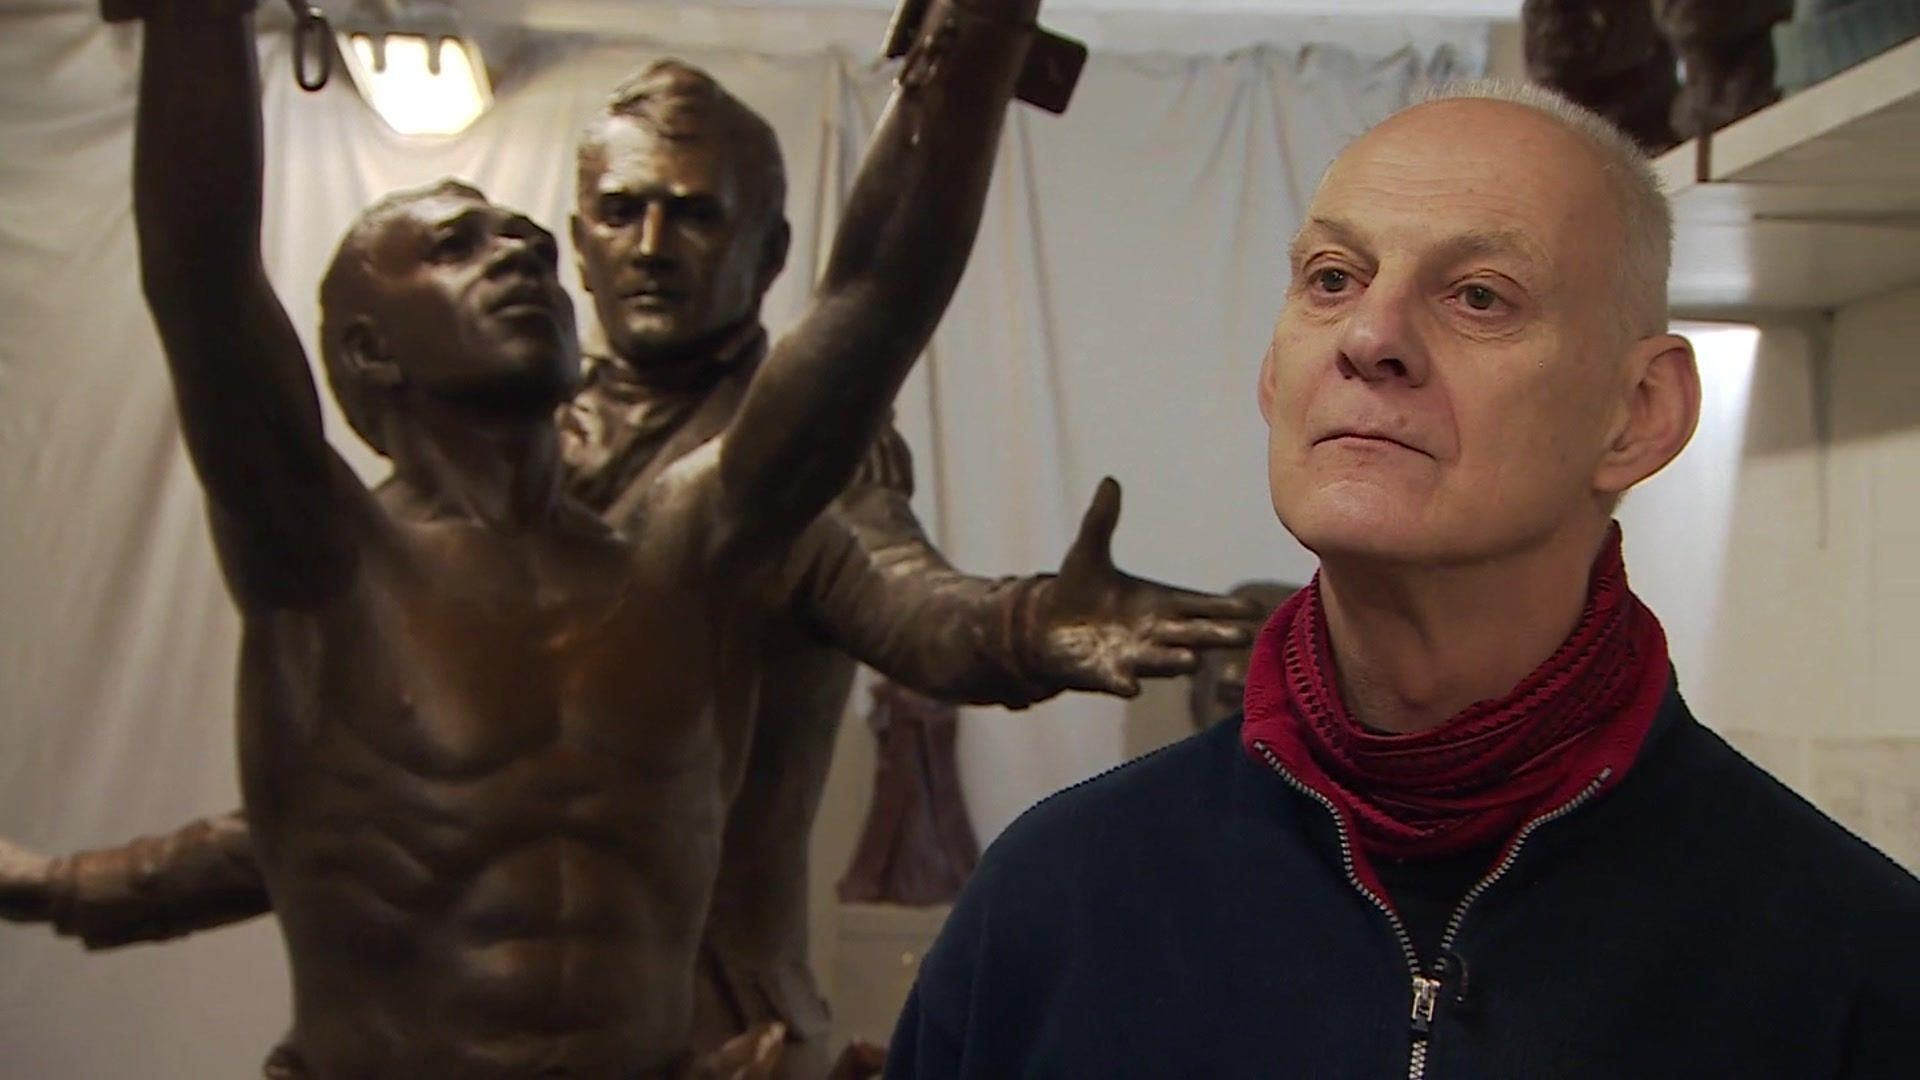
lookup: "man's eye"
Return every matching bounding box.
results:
[679,199,723,226]
[432,233,474,261]
[1311,268,1352,294]
[1460,284,1502,312]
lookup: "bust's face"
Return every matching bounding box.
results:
[359,193,580,413]
[1259,100,1631,568]
[572,119,773,366]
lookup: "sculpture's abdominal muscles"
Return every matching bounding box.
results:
[237,545,733,1078]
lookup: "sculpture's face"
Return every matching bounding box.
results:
[573,119,775,363]
[1259,100,1631,568]
[359,193,580,413]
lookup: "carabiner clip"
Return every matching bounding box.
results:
[287,2,332,93]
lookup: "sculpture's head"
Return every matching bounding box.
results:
[1258,81,1699,571]
[318,179,580,456]
[572,60,791,369]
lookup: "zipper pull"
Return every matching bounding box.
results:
[1411,974,1441,1035]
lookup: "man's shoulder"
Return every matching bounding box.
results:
[982,716,1257,877]
[1649,709,1919,912]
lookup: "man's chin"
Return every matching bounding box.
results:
[1276,491,1442,567]
[614,315,702,355]
[434,358,579,418]
[609,316,759,371]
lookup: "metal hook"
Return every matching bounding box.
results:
[286,1,332,92]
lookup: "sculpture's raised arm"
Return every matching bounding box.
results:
[712,0,1045,554]
[116,0,357,607]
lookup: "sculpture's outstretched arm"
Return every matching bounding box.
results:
[800,436,1260,706]
[709,0,1046,558]
[0,815,270,949]
[114,0,358,607]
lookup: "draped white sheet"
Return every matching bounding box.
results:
[0,3,1474,1073]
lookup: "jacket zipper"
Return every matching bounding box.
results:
[1252,741,1610,1080]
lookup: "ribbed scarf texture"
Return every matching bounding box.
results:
[1242,526,1671,901]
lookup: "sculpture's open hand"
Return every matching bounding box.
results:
[0,835,53,923]
[1028,478,1262,698]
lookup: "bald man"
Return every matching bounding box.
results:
[885,81,1919,1078]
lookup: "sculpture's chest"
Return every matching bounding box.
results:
[244,535,737,785]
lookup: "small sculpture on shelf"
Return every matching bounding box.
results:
[1522,0,1795,152]
[1655,0,1796,138]
[1521,0,1681,151]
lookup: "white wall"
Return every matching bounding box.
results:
[1645,290,1920,870]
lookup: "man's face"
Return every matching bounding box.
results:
[1260,101,1633,566]
[358,193,580,414]
[573,119,773,363]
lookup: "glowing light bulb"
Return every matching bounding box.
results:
[342,32,491,137]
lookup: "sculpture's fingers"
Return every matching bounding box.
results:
[1126,644,1199,679]
[694,1022,788,1079]
[743,1023,787,1079]
[1078,662,1141,698]
[1149,619,1253,649]
[1066,477,1122,570]
[0,836,53,922]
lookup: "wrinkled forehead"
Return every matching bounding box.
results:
[359,193,537,267]
[1304,101,1620,284]
[579,116,738,202]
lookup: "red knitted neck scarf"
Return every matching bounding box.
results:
[1242,526,1670,892]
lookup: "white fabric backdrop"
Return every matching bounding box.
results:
[0,2,1474,1074]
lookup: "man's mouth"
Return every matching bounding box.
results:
[624,285,684,310]
[1316,430,1429,456]
[488,284,557,321]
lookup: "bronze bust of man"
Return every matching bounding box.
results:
[2,0,1257,1076]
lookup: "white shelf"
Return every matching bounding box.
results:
[1656,34,1920,316]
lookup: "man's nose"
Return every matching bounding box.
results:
[1334,276,1429,386]
[487,232,547,277]
[635,202,671,261]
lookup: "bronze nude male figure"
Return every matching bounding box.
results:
[3,0,1258,1075]
[24,0,1065,1073]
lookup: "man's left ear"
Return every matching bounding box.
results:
[1594,332,1701,497]
[756,217,792,296]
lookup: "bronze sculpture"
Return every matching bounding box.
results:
[4,1,1258,1075]
[1652,0,1795,138]
[1520,0,1682,151]
[43,0,1052,1074]
[1522,0,1794,151]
